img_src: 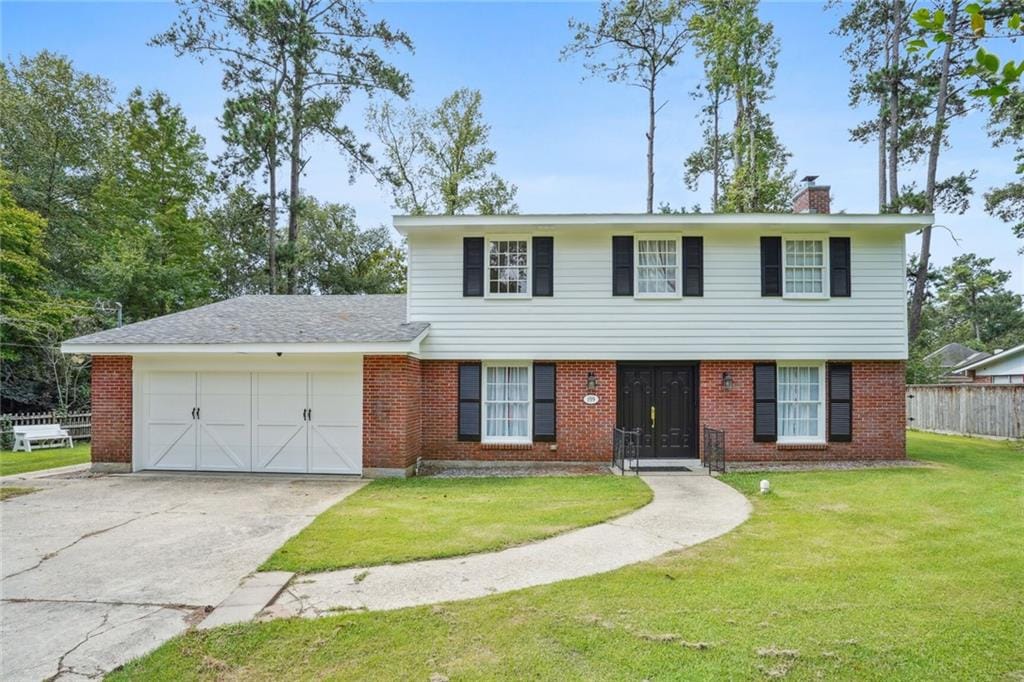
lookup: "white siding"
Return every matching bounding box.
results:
[407,227,908,361]
[976,352,1024,377]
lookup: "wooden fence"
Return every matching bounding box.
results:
[906,384,1024,439]
[1,411,92,443]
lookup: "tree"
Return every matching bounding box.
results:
[294,198,406,294]
[686,0,794,213]
[562,0,691,213]
[204,185,274,297]
[87,89,216,321]
[368,89,519,215]
[934,253,1024,347]
[985,91,1024,250]
[0,52,113,291]
[155,0,413,294]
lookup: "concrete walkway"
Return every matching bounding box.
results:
[263,474,751,618]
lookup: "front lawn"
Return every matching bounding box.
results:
[262,475,653,573]
[0,443,90,476]
[115,432,1024,680]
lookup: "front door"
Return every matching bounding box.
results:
[618,364,697,458]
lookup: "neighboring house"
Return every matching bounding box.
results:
[953,343,1024,384]
[63,184,929,476]
[923,342,991,384]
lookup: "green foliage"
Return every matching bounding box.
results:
[203,186,273,297]
[368,89,519,216]
[984,90,1024,249]
[687,0,795,213]
[87,89,216,320]
[934,253,1024,347]
[294,198,406,294]
[0,416,13,451]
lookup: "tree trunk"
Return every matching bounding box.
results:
[267,149,278,295]
[712,86,720,212]
[909,0,959,343]
[286,80,303,295]
[887,0,902,211]
[645,80,655,214]
[878,109,888,211]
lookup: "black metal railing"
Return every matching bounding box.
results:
[613,427,641,475]
[702,425,726,474]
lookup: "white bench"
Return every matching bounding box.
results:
[12,424,74,452]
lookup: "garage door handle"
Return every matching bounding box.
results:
[195,407,200,420]
[191,407,196,419]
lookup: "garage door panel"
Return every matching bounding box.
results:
[253,373,308,472]
[309,424,361,474]
[309,372,361,425]
[254,424,308,472]
[198,373,252,472]
[144,372,197,470]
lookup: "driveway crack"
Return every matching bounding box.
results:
[44,612,111,682]
[3,597,204,612]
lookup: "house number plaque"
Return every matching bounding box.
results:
[583,394,600,405]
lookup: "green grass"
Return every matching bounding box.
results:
[112,432,1024,681]
[0,443,90,476]
[0,486,38,500]
[261,475,653,573]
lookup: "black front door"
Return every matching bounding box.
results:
[618,364,697,458]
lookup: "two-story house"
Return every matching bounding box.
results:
[64,185,930,476]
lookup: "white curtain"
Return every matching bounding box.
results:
[485,366,530,438]
[778,366,820,438]
[638,239,677,294]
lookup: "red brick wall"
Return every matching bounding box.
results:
[91,355,133,464]
[792,186,831,214]
[363,355,422,470]
[420,360,616,462]
[701,360,906,461]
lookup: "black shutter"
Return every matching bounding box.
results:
[753,363,777,442]
[463,237,484,297]
[761,236,782,296]
[533,236,554,297]
[533,363,556,441]
[828,363,853,442]
[612,236,634,296]
[682,236,703,297]
[830,237,851,297]
[458,363,481,441]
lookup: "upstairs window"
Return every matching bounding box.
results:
[487,237,530,297]
[783,237,827,298]
[635,237,680,297]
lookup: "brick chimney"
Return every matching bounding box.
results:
[793,175,831,214]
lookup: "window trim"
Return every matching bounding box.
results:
[481,361,533,444]
[484,234,531,299]
[776,361,826,444]
[634,233,682,299]
[782,234,830,300]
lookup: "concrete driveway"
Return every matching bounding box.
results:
[0,471,363,681]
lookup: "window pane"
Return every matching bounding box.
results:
[488,240,529,295]
[485,365,530,439]
[784,239,825,294]
[777,365,822,439]
[636,239,678,294]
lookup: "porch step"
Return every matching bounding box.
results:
[623,458,706,474]
[632,465,694,473]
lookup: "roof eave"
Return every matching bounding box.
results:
[61,329,430,357]
[953,342,1024,373]
[393,212,934,235]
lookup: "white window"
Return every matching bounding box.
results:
[992,375,1024,384]
[487,237,530,297]
[777,363,825,442]
[783,236,827,298]
[635,236,680,297]
[483,363,531,442]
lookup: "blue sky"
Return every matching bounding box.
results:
[3,0,1021,291]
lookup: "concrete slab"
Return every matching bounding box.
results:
[0,473,364,681]
[198,571,294,630]
[268,475,751,617]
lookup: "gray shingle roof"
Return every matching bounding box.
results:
[64,295,428,346]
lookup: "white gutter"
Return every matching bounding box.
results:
[61,328,430,356]
[393,212,933,235]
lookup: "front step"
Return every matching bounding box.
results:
[623,458,706,474]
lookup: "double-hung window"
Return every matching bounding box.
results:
[783,236,827,298]
[483,363,531,443]
[487,237,530,297]
[635,236,680,297]
[777,363,825,442]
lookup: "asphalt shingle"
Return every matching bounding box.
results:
[63,295,428,346]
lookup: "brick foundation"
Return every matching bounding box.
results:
[362,355,422,473]
[91,355,133,466]
[421,360,616,462]
[700,360,906,461]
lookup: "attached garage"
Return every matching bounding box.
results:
[62,295,430,477]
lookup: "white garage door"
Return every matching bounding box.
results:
[141,368,361,475]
